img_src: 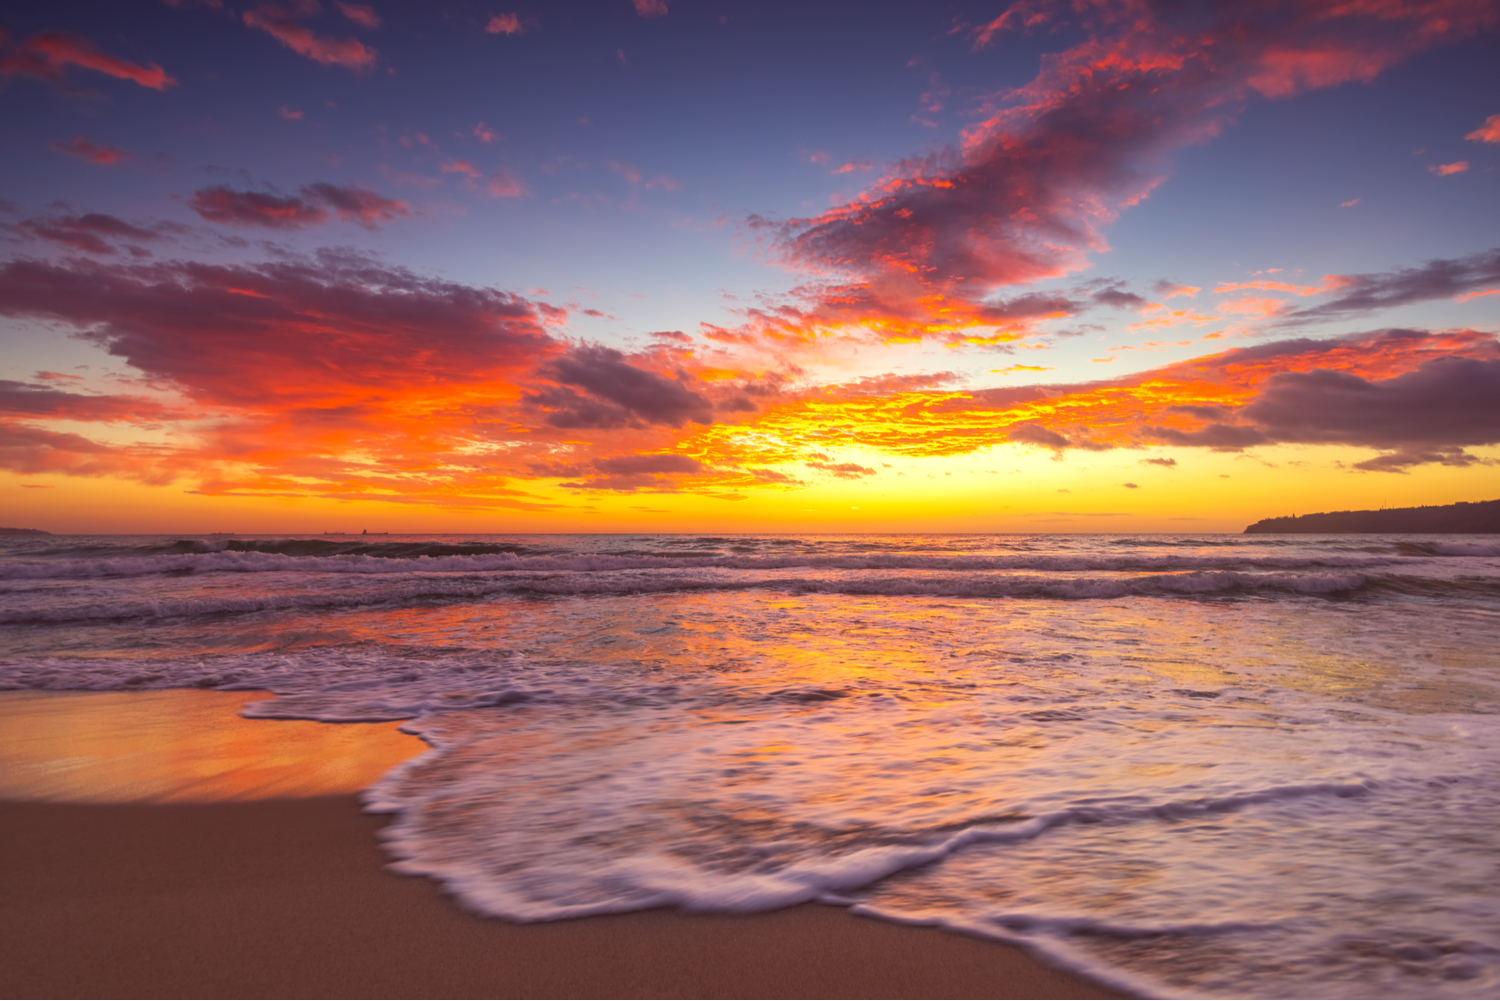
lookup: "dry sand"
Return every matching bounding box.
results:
[1,795,1125,999]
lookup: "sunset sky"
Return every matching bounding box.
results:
[2,0,1497,533]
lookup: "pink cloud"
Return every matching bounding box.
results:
[474,122,498,142]
[486,13,522,35]
[487,172,527,198]
[1,32,176,91]
[1467,113,1500,144]
[631,0,668,17]
[1340,197,1360,207]
[442,160,481,178]
[832,160,873,174]
[49,136,129,165]
[243,3,377,72]
[279,106,304,120]
[335,2,381,29]
[760,0,1495,348]
[1431,161,1469,175]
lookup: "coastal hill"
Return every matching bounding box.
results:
[1244,499,1500,534]
[0,527,51,535]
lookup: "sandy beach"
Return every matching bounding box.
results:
[0,690,1122,998]
[2,794,1123,999]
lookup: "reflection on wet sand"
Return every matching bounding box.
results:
[0,689,425,803]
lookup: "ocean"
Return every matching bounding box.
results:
[3,530,1499,998]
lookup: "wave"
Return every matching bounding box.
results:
[0,548,1413,581]
[4,567,1484,625]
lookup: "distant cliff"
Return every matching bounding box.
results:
[1244,499,1500,534]
[0,527,51,535]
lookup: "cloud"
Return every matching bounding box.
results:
[1468,113,1500,144]
[529,345,713,428]
[1282,247,1500,321]
[1142,456,1177,467]
[49,136,128,165]
[1340,198,1360,207]
[279,106,304,120]
[1093,287,1149,309]
[668,325,1499,476]
[0,251,557,411]
[552,452,703,491]
[1007,422,1071,450]
[442,160,481,178]
[1148,422,1271,450]
[1152,280,1200,299]
[0,380,180,422]
[474,122,498,142]
[486,172,527,198]
[1237,355,1500,448]
[12,213,173,255]
[0,32,176,91]
[1431,161,1470,175]
[757,1,1493,348]
[243,3,377,72]
[190,183,408,230]
[806,460,877,479]
[1350,446,1491,472]
[486,13,522,35]
[335,2,380,29]
[631,0,668,16]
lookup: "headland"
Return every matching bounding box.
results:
[1244,498,1500,534]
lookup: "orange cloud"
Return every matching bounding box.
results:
[1,32,176,90]
[1431,161,1470,175]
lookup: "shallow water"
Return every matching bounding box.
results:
[3,531,1498,998]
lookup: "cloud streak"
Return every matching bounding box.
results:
[0,32,176,91]
[190,183,409,229]
[244,3,377,71]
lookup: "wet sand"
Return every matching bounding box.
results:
[1,796,1125,999]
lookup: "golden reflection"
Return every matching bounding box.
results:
[0,689,425,803]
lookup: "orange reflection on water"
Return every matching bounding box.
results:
[0,689,426,803]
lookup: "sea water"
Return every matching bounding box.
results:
[2,531,1498,998]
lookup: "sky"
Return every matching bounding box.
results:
[1,0,1497,534]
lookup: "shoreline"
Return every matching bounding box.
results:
[2,794,1126,999]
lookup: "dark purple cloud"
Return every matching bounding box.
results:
[190,183,408,230]
[1284,247,1500,322]
[12,213,174,255]
[531,345,714,428]
[1237,356,1500,447]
